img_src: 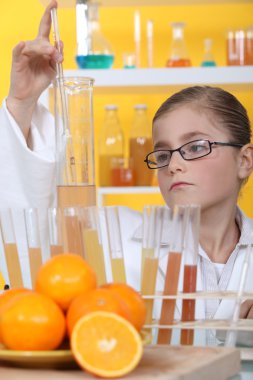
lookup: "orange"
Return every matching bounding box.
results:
[101,283,146,331]
[66,288,131,335]
[71,311,143,378]
[0,288,32,343]
[0,292,66,351]
[35,253,97,311]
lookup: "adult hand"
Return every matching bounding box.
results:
[6,0,63,141]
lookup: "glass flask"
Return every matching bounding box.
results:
[99,105,124,187]
[54,76,96,208]
[166,22,191,67]
[129,104,153,186]
[76,2,114,69]
[201,38,216,67]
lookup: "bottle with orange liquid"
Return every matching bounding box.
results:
[166,22,191,67]
[129,104,153,186]
[99,105,124,187]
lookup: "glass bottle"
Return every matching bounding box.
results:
[129,104,153,186]
[226,29,238,66]
[246,27,253,65]
[99,105,124,187]
[76,2,114,69]
[166,22,191,67]
[201,38,216,67]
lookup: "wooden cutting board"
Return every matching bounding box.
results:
[0,345,240,380]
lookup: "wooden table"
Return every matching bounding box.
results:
[0,345,242,380]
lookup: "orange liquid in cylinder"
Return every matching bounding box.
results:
[180,265,197,345]
[157,251,182,344]
[166,58,191,67]
[129,137,153,186]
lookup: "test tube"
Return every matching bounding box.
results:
[141,206,169,328]
[180,205,200,345]
[24,208,43,289]
[157,205,186,344]
[0,209,23,288]
[104,206,126,283]
[48,208,64,257]
[79,206,106,286]
[225,242,252,347]
[63,207,83,256]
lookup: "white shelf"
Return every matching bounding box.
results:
[97,186,160,206]
[65,67,253,93]
[40,0,253,7]
[98,186,160,194]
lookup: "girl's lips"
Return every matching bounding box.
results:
[169,182,192,191]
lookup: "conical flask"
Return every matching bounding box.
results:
[76,2,114,69]
[54,76,96,208]
[166,22,191,67]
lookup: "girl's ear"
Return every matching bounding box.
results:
[238,143,253,179]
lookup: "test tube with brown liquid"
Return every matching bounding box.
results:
[0,209,23,288]
[105,206,126,283]
[24,209,43,289]
[180,205,200,345]
[157,205,186,344]
[141,206,170,329]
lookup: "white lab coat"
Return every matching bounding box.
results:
[0,101,253,346]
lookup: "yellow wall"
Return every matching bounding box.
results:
[1,1,253,213]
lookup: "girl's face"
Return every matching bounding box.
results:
[153,106,242,211]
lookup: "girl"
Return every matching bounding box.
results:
[144,86,253,320]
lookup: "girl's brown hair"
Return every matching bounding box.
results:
[153,86,251,145]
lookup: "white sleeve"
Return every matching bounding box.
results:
[0,99,56,210]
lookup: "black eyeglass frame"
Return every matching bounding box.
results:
[144,139,244,169]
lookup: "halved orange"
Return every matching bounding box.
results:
[71,311,143,378]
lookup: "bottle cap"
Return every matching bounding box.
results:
[105,104,118,110]
[134,104,147,110]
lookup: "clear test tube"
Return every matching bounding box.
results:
[180,205,200,345]
[24,209,43,289]
[48,208,64,257]
[0,209,23,288]
[157,205,186,344]
[141,206,169,327]
[104,206,126,283]
[79,206,106,286]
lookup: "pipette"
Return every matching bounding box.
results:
[51,6,77,184]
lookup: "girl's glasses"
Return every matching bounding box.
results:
[144,139,243,169]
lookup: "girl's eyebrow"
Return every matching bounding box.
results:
[154,131,212,150]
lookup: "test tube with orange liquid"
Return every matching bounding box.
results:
[141,206,170,328]
[105,206,126,283]
[79,206,106,286]
[157,205,186,344]
[48,208,64,257]
[0,209,23,288]
[24,208,43,289]
[180,205,200,345]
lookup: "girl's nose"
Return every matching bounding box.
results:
[167,151,186,174]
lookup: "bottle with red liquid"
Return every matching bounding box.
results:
[166,22,191,67]
[246,27,253,65]
[180,205,200,346]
